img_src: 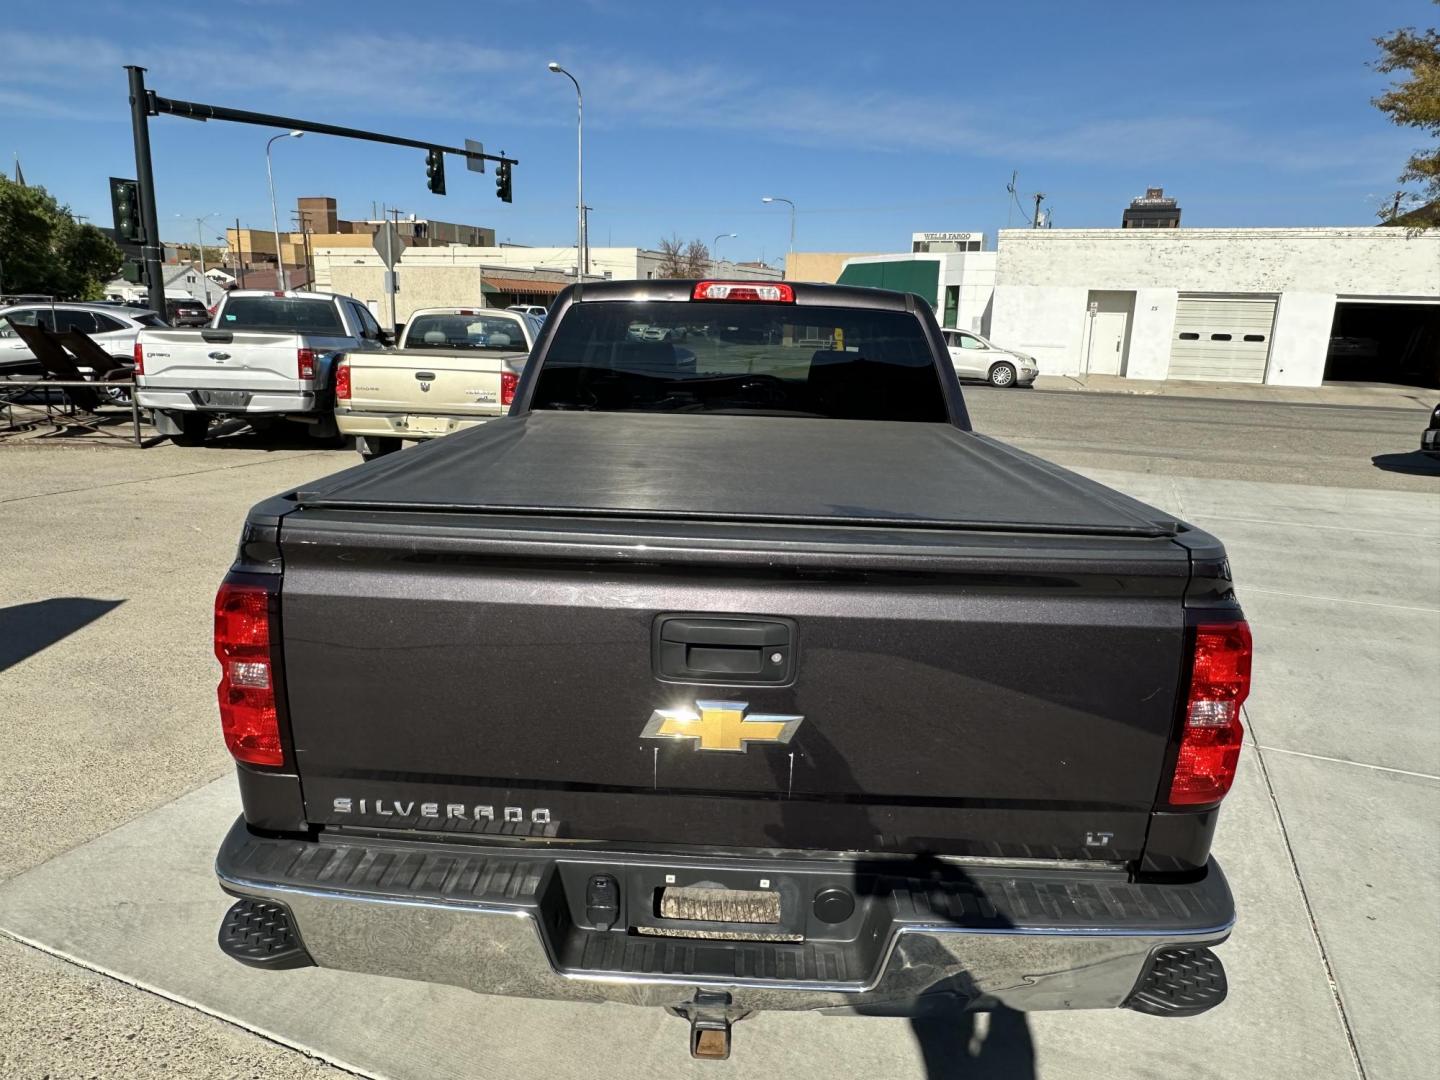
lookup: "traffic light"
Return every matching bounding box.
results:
[424,149,446,195]
[495,160,512,203]
[109,177,141,243]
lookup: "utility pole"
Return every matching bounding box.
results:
[383,205,405,332]
[234,218,246,289]
[1032,192,1046,229]
[291,211,314,290]
[581,205,592,277]
[125,66,165,315]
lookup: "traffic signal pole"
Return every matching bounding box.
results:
[122,65,517,317]
[126,66,165,315]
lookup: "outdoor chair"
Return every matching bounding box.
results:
[57,329,136,404]
[0,317,109,434]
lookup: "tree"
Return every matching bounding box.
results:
[0,178,122,298]
[1372,4,1440,226]
[654,234,712,278]
[682,239,711,278]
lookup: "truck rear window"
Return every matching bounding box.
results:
[219,297,344,334]
[405,313,527,350]
[530,302,948,422]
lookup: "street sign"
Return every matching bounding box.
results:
[465,138,485,174]
[372,226,406,270]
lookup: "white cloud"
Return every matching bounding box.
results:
[0,23,1400,179]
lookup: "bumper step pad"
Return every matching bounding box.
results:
[219,898,314,970]
[1125,946,1227,1017]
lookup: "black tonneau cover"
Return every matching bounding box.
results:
[297,412,1181,537]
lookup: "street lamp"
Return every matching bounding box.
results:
[761,196,796,253]
[548,62,585,278]
[265,130,303,290]
[712,232,736,274]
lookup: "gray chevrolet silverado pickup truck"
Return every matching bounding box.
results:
[213,279,1250,1059]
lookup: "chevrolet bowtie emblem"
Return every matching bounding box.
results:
[641,700,804,753]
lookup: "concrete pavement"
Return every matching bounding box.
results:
[1031,373,1437,410]
[1,397,1436,1078]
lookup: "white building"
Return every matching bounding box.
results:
[989,227,1440,387]
[103,263,227,307]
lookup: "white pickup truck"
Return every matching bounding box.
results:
[134,290,390,445]
[335,306,539,460]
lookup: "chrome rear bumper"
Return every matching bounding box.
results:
[216,817,1233,1016]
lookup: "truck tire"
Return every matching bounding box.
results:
[360,436,403,462]
[167,412,209,446]
[988,362,1017,388]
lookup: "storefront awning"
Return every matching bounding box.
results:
[480,275,568,296]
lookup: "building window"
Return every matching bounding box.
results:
[1179,332,1200,340]
[1210,333,1232,341]
[1243,334,1265,342]
[943,286,959,328]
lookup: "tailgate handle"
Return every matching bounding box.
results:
[654,617,795,685]
[414,371,436,380]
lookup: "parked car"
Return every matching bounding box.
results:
[1422,403,1440,457]
[213,279,1245,1057]
[134,290,389,445]
[507,304,550,319]
[942,328,1038,387]
[0,302,163,385]
[165,297,211,327]
[335,307,538,460]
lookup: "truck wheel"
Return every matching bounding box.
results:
[360,436,403,462]
[988,362,1017,388]
[167,412,210,446]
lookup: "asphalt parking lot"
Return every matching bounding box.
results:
[1,389,1436,1079]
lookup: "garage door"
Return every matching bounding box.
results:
[1168,296,1276,383]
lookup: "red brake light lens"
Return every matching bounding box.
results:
[297,348,316,380]
[1168,621,1252,806]
[692,281,795,303]
[500,370,518,407]
[132,341,144,375]
[334,361,351,400]
[214,580,283,767]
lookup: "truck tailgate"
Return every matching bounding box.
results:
[275,505,1194,862]
[342,348,525,416]
[139,328,311,391]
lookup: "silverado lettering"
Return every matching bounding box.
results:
[332,798,551,823]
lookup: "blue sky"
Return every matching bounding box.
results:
[3,0,1432,263]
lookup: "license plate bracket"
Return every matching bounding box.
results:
[199,389,251,409]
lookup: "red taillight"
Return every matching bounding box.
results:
[132,341,144,375]
[335,361,351,400]
[500,370,518,407]
[214,580,283,767]
[692,280,795,303]
[1168,621,1252,806]
[297,348,316,380]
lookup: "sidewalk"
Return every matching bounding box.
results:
[1033,373,1437,410]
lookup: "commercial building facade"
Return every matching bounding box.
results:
[838,252,996,334]
[313,244,782,326]
[989,227,1440,387]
